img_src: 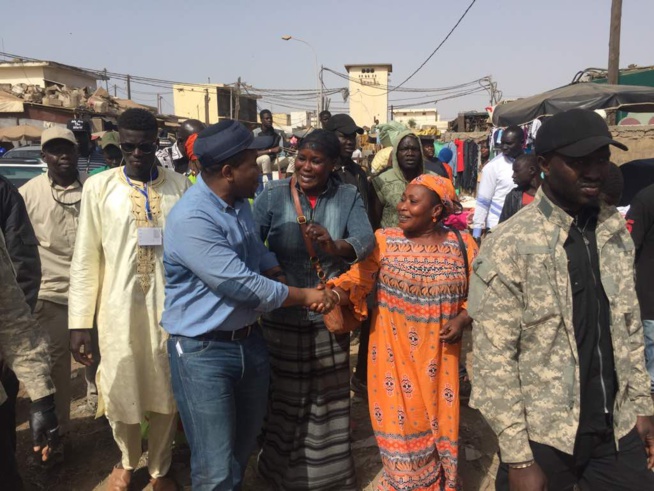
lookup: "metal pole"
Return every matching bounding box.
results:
[230,86,234,119]
[320,65,324,114]
[204,88,210,124]
[234,77,241,122]
[282,37,320,119]
[126,75,131,100]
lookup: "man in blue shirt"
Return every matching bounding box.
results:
[162,119,336,491]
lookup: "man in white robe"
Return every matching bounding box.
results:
[68,108,190,491]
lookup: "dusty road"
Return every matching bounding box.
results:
[15,328,499,490]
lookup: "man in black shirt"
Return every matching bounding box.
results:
[319,110,332,129]
[325,114,371,397]
[474,109,654,491]
[325,114,369,211]
[420,136,450,178]
[627,183,654,400]
[253,109,285,184]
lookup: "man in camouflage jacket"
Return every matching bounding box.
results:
[469,109,654,490]
[0,231,59,488]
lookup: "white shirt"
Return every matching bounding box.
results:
[472,153,516,231]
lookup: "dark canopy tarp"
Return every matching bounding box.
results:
[493,83,654,126]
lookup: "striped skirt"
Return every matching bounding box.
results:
[258,317,357,491]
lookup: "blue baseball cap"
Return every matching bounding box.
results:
[194,120,273,168]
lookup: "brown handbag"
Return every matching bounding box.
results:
[289,177,361,334]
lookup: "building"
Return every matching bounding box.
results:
[173,83,259,126]
[0,60,99,91]
[273,113,291,126]
[345,63,393,128]
[391,107,448,132]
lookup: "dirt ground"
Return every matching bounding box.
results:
[15,328,499,490]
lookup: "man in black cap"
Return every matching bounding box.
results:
[325,113,374,397]
[325,114,369,211]
[469,108,654,490]
[161,119,337,490]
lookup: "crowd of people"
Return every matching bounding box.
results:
[0,105,653,491]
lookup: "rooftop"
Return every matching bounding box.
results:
[0,60,103,81]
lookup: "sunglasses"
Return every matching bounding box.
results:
[120,142,158,154]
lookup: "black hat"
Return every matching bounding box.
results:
[194,120,271,168]
[325,114,363,135]
[534,108,628,157]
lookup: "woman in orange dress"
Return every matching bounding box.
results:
[330,175,477,490]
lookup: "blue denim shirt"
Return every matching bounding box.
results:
[162,174,288,337]
[253,177,374,323]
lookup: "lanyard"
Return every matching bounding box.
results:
[123,167,156,221]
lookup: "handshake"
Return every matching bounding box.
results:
[283,283,340,314]
[302,284,340,314]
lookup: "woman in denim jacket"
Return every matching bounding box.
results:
[254,130,374,490]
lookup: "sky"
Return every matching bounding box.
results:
[3,0,654,120]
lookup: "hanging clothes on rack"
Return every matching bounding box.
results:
[461,140,479,193]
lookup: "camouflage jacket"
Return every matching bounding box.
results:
[468,189,654,463]
[0,231,54,405]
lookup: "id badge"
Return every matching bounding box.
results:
[137,227,163,246]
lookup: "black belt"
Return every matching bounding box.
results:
[195,323,257,342]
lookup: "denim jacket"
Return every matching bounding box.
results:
[253,177,374,323]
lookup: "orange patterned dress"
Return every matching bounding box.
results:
[331,228,477,490]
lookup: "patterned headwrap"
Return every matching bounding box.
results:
[409,174,461,215]
[185,133,199,163]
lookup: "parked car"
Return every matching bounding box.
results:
[3,145,42,161]
[0,160,47,188]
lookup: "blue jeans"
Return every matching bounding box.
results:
[643,319,654,393]
[168,328,270,491]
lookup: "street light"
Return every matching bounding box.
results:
[281,35,322,120]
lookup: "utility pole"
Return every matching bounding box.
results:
[230,86,234,119]
[390,105,394,121]
[103,68,109,91]
[234,77,241,122]
[204,88,210,124]
[319,65,324,114]
[608,0,622,85]
[113,84,117,97]
[157,94,162,113]
[607,0,622,125]
[126,75,131,100]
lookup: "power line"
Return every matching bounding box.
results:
[390,0,478,93]
[323,66,489,94]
